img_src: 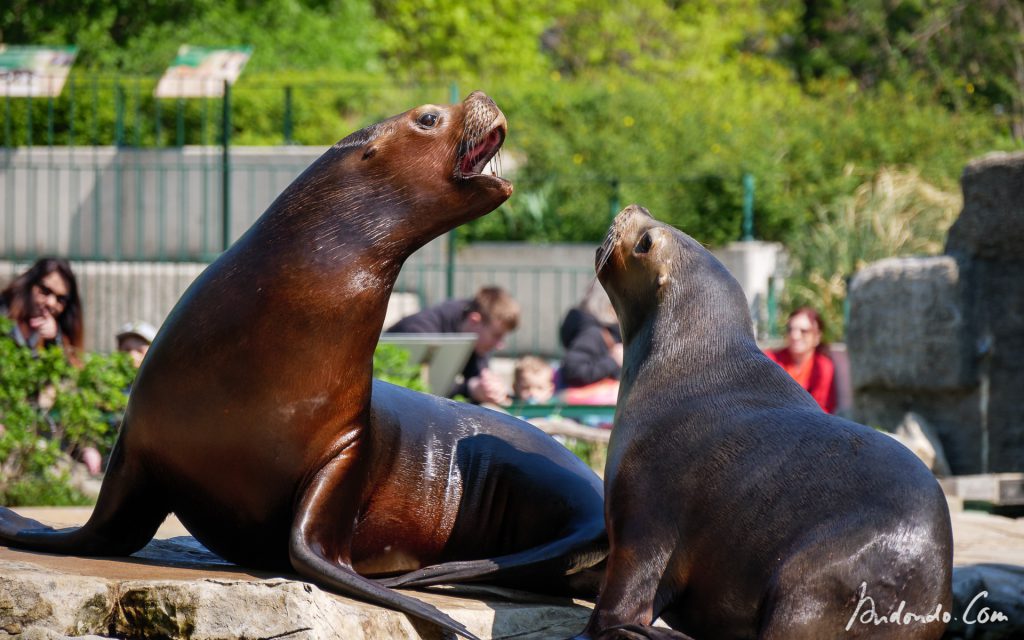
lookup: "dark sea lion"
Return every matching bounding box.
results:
[573,204,953,640]
[0,92,605,640]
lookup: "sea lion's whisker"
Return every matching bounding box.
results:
[595,226,619,274]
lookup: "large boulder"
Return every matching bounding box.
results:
[849,152,1024,474]
[946,151,1024,261]
[847,256,967,391]
[0,537,592,639]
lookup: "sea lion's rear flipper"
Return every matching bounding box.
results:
[376,522,608,594]
[0,441,168,555]
[595,624,696,639]
[288,458,480,640]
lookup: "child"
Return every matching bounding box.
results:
[116,321,158,369]
[512,356,555,404]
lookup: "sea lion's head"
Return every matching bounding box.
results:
[595,204,748,344]
[328,91,512,243]
[595,205,677,339]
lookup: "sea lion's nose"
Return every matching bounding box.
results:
[614,204,652,224]
[465,90,495,106]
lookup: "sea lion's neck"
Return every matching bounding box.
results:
[618,288,761,410]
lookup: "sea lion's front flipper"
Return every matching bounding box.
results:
[288,456,480,640]
[0,440,168,555]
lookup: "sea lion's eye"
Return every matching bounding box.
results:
[417,112,439,128]
[634,231,654,255]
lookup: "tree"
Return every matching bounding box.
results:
[1,0,381,73]
[786,0,1024,139]
[371,0,574,78]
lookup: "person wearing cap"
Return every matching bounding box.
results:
[116,321,157,369]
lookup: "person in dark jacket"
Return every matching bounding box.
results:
[386,286,520,404]
[558,285,622,388]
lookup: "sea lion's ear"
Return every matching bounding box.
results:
[657,269,672,289]
[362,146,377,161]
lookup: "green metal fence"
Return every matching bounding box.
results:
[1,74,774,355]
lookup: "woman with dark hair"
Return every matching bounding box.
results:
[765,306,836,413]
[1,257,83,365]
[1,257,100,473]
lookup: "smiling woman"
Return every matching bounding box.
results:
[0,257,84,366]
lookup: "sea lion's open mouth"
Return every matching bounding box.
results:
[457,123,506,178]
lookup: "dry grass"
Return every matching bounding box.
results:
[784,166,962,339]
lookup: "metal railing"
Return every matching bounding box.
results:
[1,74,772,355]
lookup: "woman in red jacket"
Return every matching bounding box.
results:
[765,307,836,413]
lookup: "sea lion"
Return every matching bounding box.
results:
[573,205,953,639]
[0,92,605,640]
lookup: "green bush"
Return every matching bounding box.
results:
[0,317,135,505]
[463,71,1011,249]
[0,327,426,507]
[373,343,428,393]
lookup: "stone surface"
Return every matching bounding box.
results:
[887,412,953,477]
[946,563,1024,640]
[850,151,1024,474]
[856,390,982,476]
[0,544,592,639]
[0,509,592,639]
[848,255,967,391]
[955,258,1024,473]
[945,151,1024,262]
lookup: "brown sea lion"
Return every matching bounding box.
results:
[573,204,953,639]
[0,92,605,640]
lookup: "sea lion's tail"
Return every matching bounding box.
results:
[0,438,168,556]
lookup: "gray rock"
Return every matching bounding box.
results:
[848,256,967,391]
[0,540,592,639]
[854,390,982,475]
[887,412,953,477]
[849,151,1024,474]
[956,257,1024,473]
[946,151,1024,261]
[944,564,1024,639]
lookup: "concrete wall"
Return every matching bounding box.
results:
[409,240,784,356]
[4,241,783,358]
[2,145,783,357]
[1,146,323,259]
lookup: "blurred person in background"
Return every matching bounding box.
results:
[1,258,102,474]
[764,306,836,414]
[116,320,158,370]
[1,257,83,366]
[512,356,555,404]
[387,286,520,405]
[559,285,622,387]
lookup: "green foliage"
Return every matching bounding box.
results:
[785,0,1024,135]
[374,0,571,79]
[463,70,1009,249]
[561,436,607,473]
[373,343,427,393]
[5,0,1024,339]
[0,317,135,505]
[2,0,381,74]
